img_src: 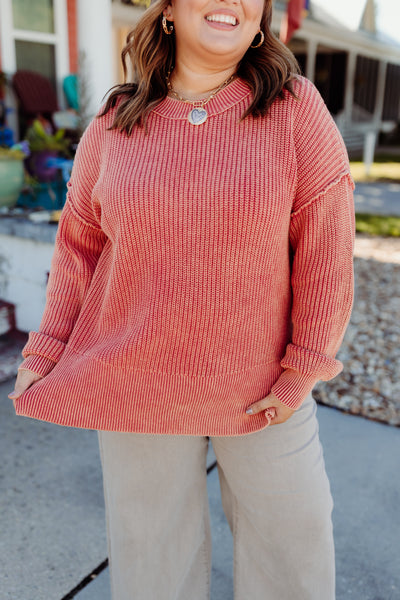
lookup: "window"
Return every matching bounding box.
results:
[11,0,57,84]
[12,0,55,34]
[0,0,69,139]
[383,63,400,121]
[354,55,379,117]
[15,41,56,89]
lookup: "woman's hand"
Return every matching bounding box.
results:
[8,369,43,406]
[246,392,295,426]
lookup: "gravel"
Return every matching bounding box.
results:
[314,234,400,427]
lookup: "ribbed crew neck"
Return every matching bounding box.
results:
[152,77,251,120]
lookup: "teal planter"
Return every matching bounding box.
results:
[17,180,67,210]
[0,158,24,207]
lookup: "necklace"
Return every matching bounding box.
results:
[166,72,236,125]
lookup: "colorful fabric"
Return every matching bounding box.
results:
[280,0,309,44]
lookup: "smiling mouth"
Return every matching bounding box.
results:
[205,14,239,26]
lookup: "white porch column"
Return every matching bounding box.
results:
[305,38,317,82]
[344,51,357,123]
[0,0,18,137]
[363,60,388,174]
[373,60,388,126]
[77,0,113,120]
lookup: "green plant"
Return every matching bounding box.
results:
[355,213,400,237]
[350,154,400,184]
[0,142,30,160]
[121,0,151,7]
[26,120,71,155]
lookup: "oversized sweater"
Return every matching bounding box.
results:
[15,76,355,436]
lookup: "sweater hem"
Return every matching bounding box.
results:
[15,348,284,437]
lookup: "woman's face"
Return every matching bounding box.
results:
[164,0,265,69]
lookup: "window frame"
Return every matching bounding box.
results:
[0,0,69,108]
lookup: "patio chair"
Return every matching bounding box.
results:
[12,69,79,140]
[12,70,58,136]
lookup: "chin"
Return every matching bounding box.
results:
[200,40,244,58]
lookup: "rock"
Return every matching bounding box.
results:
[314,235,400,428]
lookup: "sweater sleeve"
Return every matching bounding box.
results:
[270,78,355,410]
[19,115,108,377]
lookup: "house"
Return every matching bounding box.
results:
[0,0,143,331]
[0,0,150,136]
[274,0,400,159]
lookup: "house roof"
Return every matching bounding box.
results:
[309,0,368,31]
[275,0,400,46]
[273,0,400,61]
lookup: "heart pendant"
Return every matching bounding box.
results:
[188,107,208,126]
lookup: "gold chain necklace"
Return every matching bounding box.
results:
[166,71,236,125]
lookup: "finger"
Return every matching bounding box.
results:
[8,383,23,400]
[8,385,27,400]
[264,407,277,424]
[8,371,42,400]
[246,394,276,415]
[268,407,295,426]
[246,401,267,415]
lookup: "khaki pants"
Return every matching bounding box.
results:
[98,394,335,599]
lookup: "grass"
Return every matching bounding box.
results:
[355,213,400,237]
[350,153,400,183]
[350,152,400,236]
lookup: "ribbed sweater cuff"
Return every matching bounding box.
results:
[281,344,343,380]
[18,354,57,378]
[271,345,344,409]
[271,369,318,410]
[22,331,66,363]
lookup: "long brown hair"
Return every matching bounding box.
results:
[100,0,299,134]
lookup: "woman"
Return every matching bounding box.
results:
[10,0,355,598]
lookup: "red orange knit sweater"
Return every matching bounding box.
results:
[15,77,354,435]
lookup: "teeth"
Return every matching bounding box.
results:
[206,14,237,26]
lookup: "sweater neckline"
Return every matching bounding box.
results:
[152,77,251,120]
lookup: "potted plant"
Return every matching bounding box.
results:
[25,119,71,183]
[0,142,30,208]
[17,119,72,210]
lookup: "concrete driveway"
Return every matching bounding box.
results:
[1,378,399,599]
[354,181,400,216]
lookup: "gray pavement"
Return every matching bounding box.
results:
[1,377,400,600]
[354,182,400,216]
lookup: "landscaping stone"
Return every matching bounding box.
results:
[314,235,400,427]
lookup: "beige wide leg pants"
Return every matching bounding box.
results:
[98,394,335,600]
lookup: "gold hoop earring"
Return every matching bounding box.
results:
[162,15,174,35]
[250,30,265,49]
